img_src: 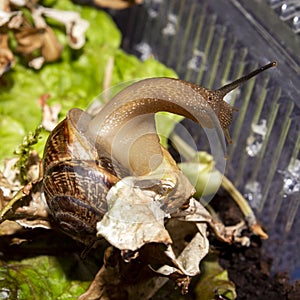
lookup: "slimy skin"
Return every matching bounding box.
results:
[87,62,276,175]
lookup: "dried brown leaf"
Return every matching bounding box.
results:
[0,150,49,230]
[96,177,172,252]
[1,157,22,196]
[151,223,208,288]
[14,25,62,67]
[40,26,63,62]
[14,27,44,54]
[84,222,209,299]
[173,198,251,245]
[0,10,20,27]
[40,8,89,49]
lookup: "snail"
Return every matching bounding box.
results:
[43,62,276,245]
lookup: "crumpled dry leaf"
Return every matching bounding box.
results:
[80,224,208,299]
[0,180,50,232]
[96,177,172,252]
[154,223,209,277]
[0,152,50,234]
[41,8,89,49]
[0,10,20,27]
[174,197,250,245]
[0,157,23,198]
[14,25,63,67]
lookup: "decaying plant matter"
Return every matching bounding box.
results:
[0,132,253,300]
[0,0,89,75]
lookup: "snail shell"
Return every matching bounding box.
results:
[42,62,276,244]
[43,109,122,243]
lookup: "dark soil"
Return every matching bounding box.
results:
[210,192,300,300]
[218,241,300,300]
[151,190,300,300]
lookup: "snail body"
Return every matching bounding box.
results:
[43,62,276,244]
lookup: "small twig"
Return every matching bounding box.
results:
[221,176,268,239]
[0,187,28,222]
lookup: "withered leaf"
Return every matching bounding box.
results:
[96,177,172,252]
[14,25,62,67]
[40,8,89,49]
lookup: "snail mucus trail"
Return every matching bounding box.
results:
[43,61,276,245]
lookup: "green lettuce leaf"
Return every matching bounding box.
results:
[195,254,237,300]
[0,256,90,299]
[0,1,176,163]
